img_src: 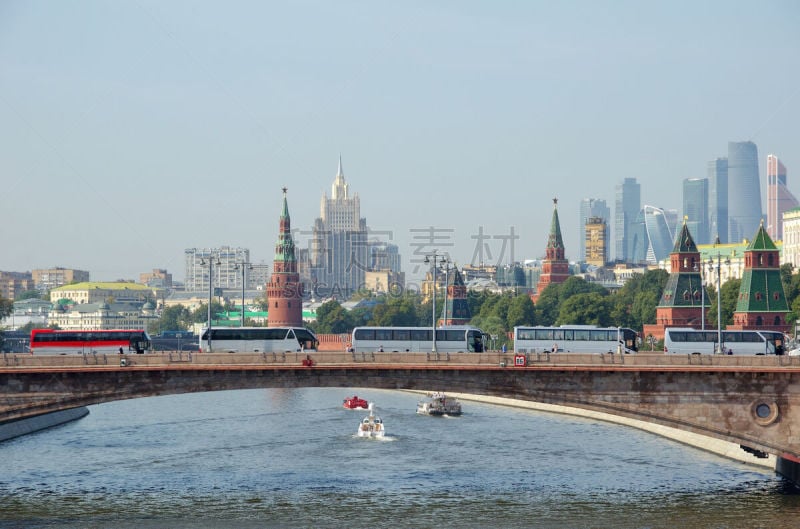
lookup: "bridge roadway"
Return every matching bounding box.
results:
[4,350,800,477]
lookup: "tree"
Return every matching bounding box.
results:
[534,284,561,326]
[557,292,612,326]
[469,314,508,350]
[149,305,194,335]
[16,290,46,301]
[190,301,227,324]
[506,294,536,329]
[0,297,12,320]
[370,294,420,327]
[313,300,354,334]
[610,269,668,330]
[707,278,741,328]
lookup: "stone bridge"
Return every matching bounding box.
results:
[3,350,800,480]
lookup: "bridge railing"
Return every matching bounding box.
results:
[6,350,800,370]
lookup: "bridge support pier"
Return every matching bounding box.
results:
[0,407,89,442]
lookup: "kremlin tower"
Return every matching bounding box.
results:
[531,198,570,303]
[730,221,790,334]
[267,188,303,327]
[642,220,706,340]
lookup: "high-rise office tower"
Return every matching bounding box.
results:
[310,156,369,298]
[642,205,676,265]
[727,141,762,242]
[767,154,798,241]
[707,158,728,243]
[682,178,709,245]
[579,198,610,262]
[584,216,608,267]
[184,246,250,292]
[614,178,641,262]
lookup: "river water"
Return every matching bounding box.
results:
[2,388,800,528]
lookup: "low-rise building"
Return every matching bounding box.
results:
[50,282,154,305]
[47,302,159,331]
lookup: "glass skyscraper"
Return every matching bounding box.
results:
[682,178,709,245]
[707,157,728,243]
[727,141,762,243]
[614,178,640,263]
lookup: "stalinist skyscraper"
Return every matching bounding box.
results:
[310,157,369,298]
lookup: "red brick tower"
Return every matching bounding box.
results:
[531,198,570,303]
[267,187,303,327]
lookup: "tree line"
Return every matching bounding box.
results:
[5,263,800,342]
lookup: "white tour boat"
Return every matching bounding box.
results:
[356,403,385,438]
[416,392,462,416]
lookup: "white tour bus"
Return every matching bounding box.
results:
[663,328,785,355]
[513,325,638,354]
[199,327,318,353]
[350,326,487,353]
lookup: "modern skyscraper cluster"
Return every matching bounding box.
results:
[591,140,794,268]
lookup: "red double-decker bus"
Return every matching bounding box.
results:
[29,329,151,355]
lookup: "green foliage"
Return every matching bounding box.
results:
[0,297,12,320]
[313,300,355,334]
[534,283,561,326]
[707,278,741,328]
[557,291,613,326]
[468,314,509,349]
[506,294,536,329]
[369,294,421,327]
[190,301,227,324]
[149,305,194,335]
[609,269,668,330]
[16,290,46,301]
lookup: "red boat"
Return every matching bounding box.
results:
[343,395,369,410]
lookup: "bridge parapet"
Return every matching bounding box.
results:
[5,351,800,369]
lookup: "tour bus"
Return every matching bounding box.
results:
[663,328,785,355]
[199,326,318,353]
[513,325,638,354]
[29,329,152,355]
[350,326,487,353]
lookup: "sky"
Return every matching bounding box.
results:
[2,1,799,283]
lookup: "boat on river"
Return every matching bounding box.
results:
[343,395,369,410]
[356,403,385,438]
[416,392,462,416]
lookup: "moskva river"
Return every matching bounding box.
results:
[2,388,800,529]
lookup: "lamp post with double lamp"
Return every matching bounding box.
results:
[693,262,706,331]
[200,254,221,351]
[424,251,447,352]
[707,254,730,354]
[440,258,453,325]
[234,262,254,328]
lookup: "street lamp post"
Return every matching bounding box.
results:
[694,262,705,331]
[201,254,221,352]
[707,254,730,354]
[441,258,453,326]
[424,251,446,352]
[235,262,254,328]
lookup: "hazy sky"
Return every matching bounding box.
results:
[2,1,799,282]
